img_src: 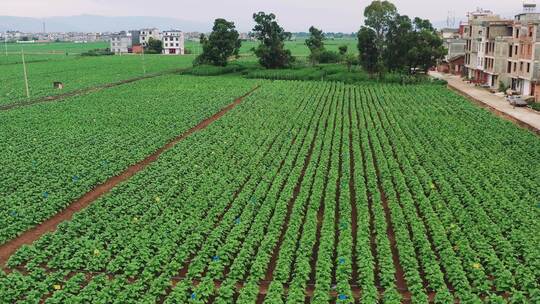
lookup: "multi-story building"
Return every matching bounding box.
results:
[437,28,466,75]
[110,28,186,55]
[464,9,512,88]
[110,32,132,54]
[162,30,185,55]
[507,3,540,99]
[481,21,513,88]
[139,28,160,46]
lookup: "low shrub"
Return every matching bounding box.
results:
[187,63,248,76]
[81,49,114,56]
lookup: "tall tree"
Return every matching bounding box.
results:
[252,12,294,69]
[384,14,413,72]
[306,26,325,60]
[146,37,163,54]
[357,26,379,74]
[407,18,445,73]
[306,26,325,64]
[363,0,398,73]
[196,18,241,66]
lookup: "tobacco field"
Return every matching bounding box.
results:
[0,78,539,304]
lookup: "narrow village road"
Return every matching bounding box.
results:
[429,71,540,134]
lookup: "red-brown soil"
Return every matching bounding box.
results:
[0,86,260,269]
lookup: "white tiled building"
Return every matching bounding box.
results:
[162,30,185,55]
[139,28,160,46]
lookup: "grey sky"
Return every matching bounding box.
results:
[1,0,529,32]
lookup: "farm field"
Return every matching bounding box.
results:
[3,42,109,55]
[0,77,539,303]
[0,39,357,106]
[0,54,196,105]
[0,75,258,243]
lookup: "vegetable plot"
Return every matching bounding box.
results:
[0,75,258,244]
[0,54,195,105]
[1,80,539,303]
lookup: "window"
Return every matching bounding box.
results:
[514,62,517,72]
[527,63,531,73]
[165,43,168,47]
[515,45,518,55]
[508,61,512,73]
[520,62,524,71]
[176,43,179,46]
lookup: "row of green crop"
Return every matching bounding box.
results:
[0,75,258,244]
[182,82,330,304]
[1,80,539,303]
[363,84,539,302]
[1,81,323,303]
[0,54,196,105]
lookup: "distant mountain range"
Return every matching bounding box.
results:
[0,15,210,33]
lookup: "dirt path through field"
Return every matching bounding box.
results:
[0,85,260,269]
[0,68,188,111]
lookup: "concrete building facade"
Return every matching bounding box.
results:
[463,9,513,89]
[507,5,540,99]
[140,28,160,46]
[162,30,185,55]
[110,33,132,54]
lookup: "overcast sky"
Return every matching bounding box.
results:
[1,0,529,32]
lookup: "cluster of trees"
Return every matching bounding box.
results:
[195,12,294,68]
[196,0,445,74]
[305,26,358,70]
[145,37,164,54]
[358,0,445,74]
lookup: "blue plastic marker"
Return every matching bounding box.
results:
[72,175,79,183]
[339,258,345,265]
[234,218,241,224]
[212,255,220,261]
[42,192,49,199]
[10,211,17,217]
[191,293,196,300]
[338,294,348,300]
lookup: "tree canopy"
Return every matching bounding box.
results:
[145,37,163,54]
[195,18,241,66]
[357,27,379,74]
[306,26,326,64]
[251,12,294,69]
[358,0,445,74]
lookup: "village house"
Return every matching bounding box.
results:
[438,27,466,75]
[110,32,132,54]
[139,28,160,46]
[463,9,513,89]
[109,28,185,55]
[507,3,540,100]
[162,30,185,55]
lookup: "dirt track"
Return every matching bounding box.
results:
[0,85,260,269]
[0,68,188,111]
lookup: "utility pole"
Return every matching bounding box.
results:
[142,45,146,76]
[4,31,7,56]
[21,48,30,99]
